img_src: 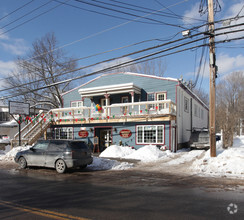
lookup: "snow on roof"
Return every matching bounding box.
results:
[0,120,18,127]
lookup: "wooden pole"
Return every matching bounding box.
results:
[208,0,216,157]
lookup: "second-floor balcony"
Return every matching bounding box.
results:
[51,100,176,125]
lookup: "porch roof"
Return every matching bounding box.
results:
[78,83,141,97]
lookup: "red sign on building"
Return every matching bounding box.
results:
[78,130,88,138]
[119,129,132,138]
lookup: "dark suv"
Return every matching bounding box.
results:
[14,140,93,173]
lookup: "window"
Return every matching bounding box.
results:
[0,112,9,122]
[201,109,204,120]
[194,104,198,117]
[184,97,189,113]
[55,127,73,139]
[157,92,166,110]
[71,101,83,114]
[147,93,155,110]
[136,125,164,144]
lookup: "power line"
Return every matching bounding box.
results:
[0,0,201,80]
[0,0,34,22]
[0,31,209,92]
[2,22,244,92]
[54,0,163,25]
[0,0,53,30]
[0,0,68,37]
[0,34,209,93]
[109,0,205,22]
[1,33,244,100]
[73,0,186,28]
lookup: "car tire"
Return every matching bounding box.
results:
[79,165,87,169]
[55,159,67,174]
[18,157,27,169]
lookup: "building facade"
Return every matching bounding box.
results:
[45,72,208,152]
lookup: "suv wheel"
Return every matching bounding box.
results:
[18,157,27,169]
[55,159,67,173]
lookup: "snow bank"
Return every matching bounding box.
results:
[167,150,205,165]
[100,144,173,162]
[88,157,133,170]
[191,136,244,178]
[99,145,135,158]
[124,145,172,162]
[0,145,31,162]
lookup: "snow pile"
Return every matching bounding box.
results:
[99,145,135,158]
[191,136,244,178]
[0,145,31,162]
[167,150,205,165]
[100,144,173,162]
[124,145,172,162]
[88,157,133,170]
[0,137,10,144]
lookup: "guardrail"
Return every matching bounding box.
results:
[51,100,176,121]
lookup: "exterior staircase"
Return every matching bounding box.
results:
[11,110,53,147]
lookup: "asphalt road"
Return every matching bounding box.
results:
[0,166,243,220]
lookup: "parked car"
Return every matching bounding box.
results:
[14,140,93,173]
[190,130,210,150]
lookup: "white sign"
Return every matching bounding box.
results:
[9,101,30,115]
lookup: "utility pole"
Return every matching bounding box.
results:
[208,0,216,157]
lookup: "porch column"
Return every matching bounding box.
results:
[81,97,85,116]
[90,97,93,119]
[130,91,135,112]
[104,94,110,117]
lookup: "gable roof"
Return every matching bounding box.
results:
[62,72,179,96]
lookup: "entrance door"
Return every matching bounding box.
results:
[95,128,112,151]
[157,93,166,110]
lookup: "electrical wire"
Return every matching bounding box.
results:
[2,21,244,91]
[0,34,209,93]
[73,0,186,28]
[0,0,34,22]
[1,33,244,100]
[0,0,53,30]
[0,0,68,37]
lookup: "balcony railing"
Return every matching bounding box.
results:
[51,100,176,122]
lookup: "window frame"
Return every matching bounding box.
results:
[54,127,73,140]
[184,97,189,113]
[136,124,165,145]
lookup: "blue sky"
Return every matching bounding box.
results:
[0,0,244,96]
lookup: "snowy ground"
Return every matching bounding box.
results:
[0,136,244,179]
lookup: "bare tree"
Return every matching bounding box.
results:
[102,58,167,77]
[216,71,244,147]
[192,88,209,106]
[5,33,80,108]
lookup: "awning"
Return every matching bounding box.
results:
[78,83,141,97]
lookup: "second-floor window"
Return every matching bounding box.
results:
[71,101,83,114]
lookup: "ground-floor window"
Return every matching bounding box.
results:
[54,127,73,139]
[136,125,164,144]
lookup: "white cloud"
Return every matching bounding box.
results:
[217,53,244,74]
[0,38,28,56]
[0,60,16,77]
[186,53,244,79]
[182,3,206,25]
[216,1,244,40]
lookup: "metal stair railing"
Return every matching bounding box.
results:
[12,110,53,146]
